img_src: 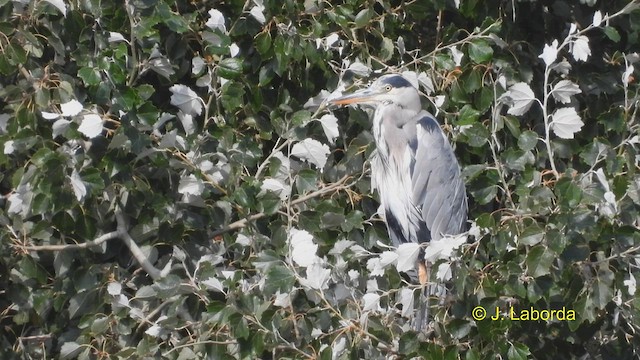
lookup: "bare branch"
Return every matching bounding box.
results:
[211,174,352,238]
[17,231,119,252]
[115,210,162,280]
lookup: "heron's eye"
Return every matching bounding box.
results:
[384,85,392,92]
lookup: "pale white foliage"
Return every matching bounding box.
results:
[178,174,204,196]
[107,282,122,296]
[550,107,584,139]
[539,40,558,66]
[423,234,467,262]
[201,277,225,293]
[78,114,103,138]
[300,263,331,290]
[624,275,637,296]
[551,80,582,104]
[259,178,291,200]
[206,9,227,32]
[500,82,536,116]
[571,36,591,62]
[592,11,603,27]
[61,100,83,116]
[289,229,320,267]
[394,243,421,273]
[362,293,381,312]
[291,138,330,169]
[170,85,203,116]
[399,288,414,317]
[450,46,464,66]
[249,0,266,24]
[69,169,87,201]
[318,114,339,145]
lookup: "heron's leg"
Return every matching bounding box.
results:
[415,261,431,332]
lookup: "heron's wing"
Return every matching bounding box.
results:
[406,111,468,242]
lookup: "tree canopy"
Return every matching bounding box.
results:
[1,0,640,358]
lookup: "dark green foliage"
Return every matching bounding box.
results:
[1,0,640,359]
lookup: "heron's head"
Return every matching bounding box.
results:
[330,74,421,111]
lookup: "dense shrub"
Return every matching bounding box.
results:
[1,0,639,358]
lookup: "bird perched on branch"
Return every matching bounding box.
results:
[330,74,468,331]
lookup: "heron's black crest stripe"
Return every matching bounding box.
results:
[380,75,413,89]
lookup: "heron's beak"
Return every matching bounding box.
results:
[329,88,381,106]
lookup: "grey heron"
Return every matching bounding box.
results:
[330,74,468,331]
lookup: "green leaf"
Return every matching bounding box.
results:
[517,130,538,151]
[255,31,272,55]
[519,225,545,246]
[507,343,530,360]
[217,57,243,79]
[78,67,101,86]
[295,169,318,193]
[592,263,614,309]
[354,8,373,28]
[457,104,481,124]
[257,192,280,215]
[468,40,493,64]
[464,123,489,147]
[603,26,621,42]
[462,70,482,94]
[526,245,555,277]
[380,37,394,61]
[398,331,419,354]
[264,264,295,295]
[291,110,311,126]
[221,81,246,111]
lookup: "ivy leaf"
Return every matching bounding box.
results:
[291,138,330,169]
[468,40,493,63]
[550,107,584,139]
[500,82,536,116]
[551,80,581,104]
[526,245,555,277]
[217,58,243,79]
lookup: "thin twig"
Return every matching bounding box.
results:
[211,174,351,238]
[17,230,119,251]
[115,210,162,280]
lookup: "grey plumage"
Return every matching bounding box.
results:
[330,74,468,331]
